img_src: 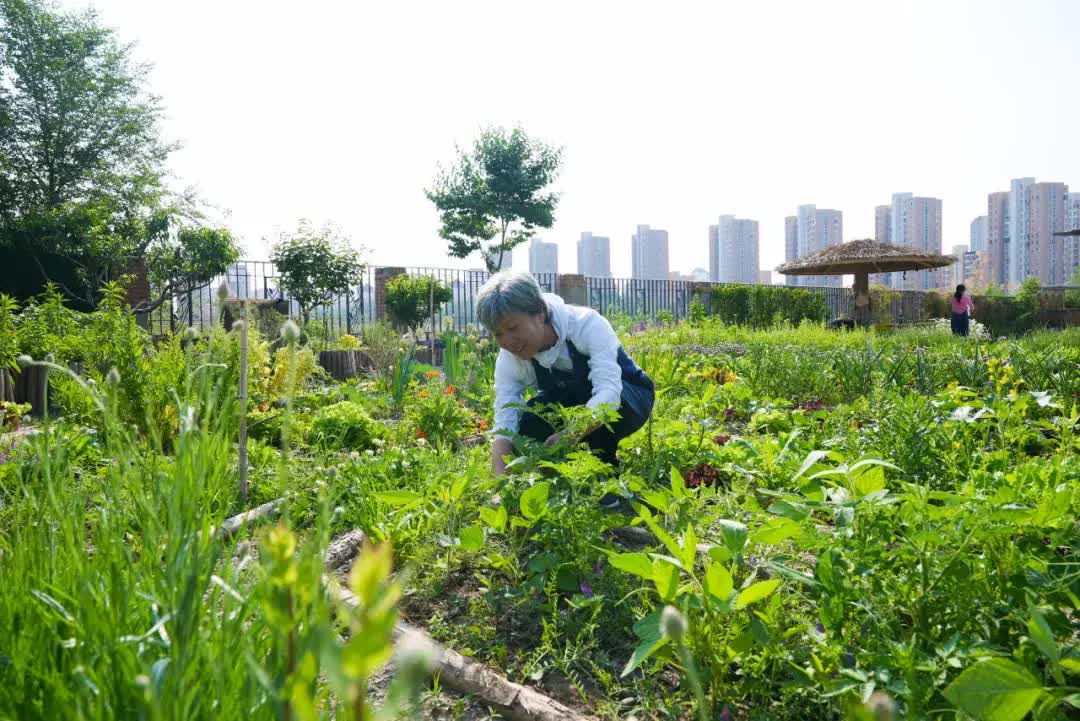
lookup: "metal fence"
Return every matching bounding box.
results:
[149,261,946,339]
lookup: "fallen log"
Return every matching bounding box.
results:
[215,498,284,541]
[322,527,593,721]
[330,584,593,721]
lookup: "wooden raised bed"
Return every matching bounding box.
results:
[0,366,50,417]
[318,350,373,381]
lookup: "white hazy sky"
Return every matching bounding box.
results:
[63,0,1080,279]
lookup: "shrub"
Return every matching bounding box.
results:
[384,275,452,333]
[0,295,17,371]
[268,346,323,399]
[923,290,950,319]
[310,401,381,450]
[336,333,361,351]
[362,322,406,382]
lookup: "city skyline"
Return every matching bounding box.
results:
[62,0,1080,282]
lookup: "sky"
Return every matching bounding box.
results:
[63,0,1080,280]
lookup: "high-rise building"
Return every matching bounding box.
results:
[1027,182,1069,286]
[1067,193,1080,284]
[948,244,968,288]
[576,232,611,277]
[631,225,670,280]
[986,179,1072,288]
[986,191,1010,288]
[874,205,892,242]
[970,215,988,253]
[527,237,558,275]
[758,270,772,285]
[784,216,798,267]
[785,205,843,287]
[1007,178,1036,286]
[882,193,943,290]
[708,215,759,284]
[963,251,981,290]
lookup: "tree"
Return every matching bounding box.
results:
[1014,276,1041,326]
[0,0,180,305]
[270,220,364,327]
[426,126,562,273]
[384,274,452,334]
[142,225,240,314]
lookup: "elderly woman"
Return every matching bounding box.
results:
[476,271,655,485]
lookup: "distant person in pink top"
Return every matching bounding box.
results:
[950,284,974,336]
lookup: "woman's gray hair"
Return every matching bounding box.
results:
[475,271,548,332]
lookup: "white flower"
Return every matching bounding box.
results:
[416,437,427,447]
[372,438,385,448]
[180,405,196,434]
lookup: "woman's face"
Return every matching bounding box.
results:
[493,311,549,360]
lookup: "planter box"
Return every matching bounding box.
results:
[2,366,50,417]
[318,350,373,381]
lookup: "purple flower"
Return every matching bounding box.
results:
[815,622,825,633]
[844,652,856,667]
[593,560,605,575]
[579,580,593,598]
[719,704,731,721]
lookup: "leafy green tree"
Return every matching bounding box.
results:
[269,219,364,326]
[384,275,452,333]
[1014,276,1041,327]
[1065,267,1080,308]
[142,225,240,314]
[426,126,562,273]
[0,0,181,305]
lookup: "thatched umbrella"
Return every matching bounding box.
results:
[776,239,956,326]
[1052,229,1080,236]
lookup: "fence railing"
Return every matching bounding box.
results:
[150,261,1037,339]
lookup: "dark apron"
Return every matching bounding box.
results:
[518,340,655,465]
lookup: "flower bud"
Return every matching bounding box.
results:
[183,326,199,341]
[216,282,230,302]
[16,354,33,368]
[865,691,896,721]
[44,353,55,364]
[106,368,121,386]
[280,320,301,344]
[231,320,245,333]
[660,605,687,642]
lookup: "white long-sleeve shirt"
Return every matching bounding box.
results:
[492,293,623,439]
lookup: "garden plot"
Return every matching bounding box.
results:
[1,299,1078,720]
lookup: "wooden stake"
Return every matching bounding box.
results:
[238,300,249,501]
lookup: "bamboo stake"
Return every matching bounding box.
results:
[238,299,249,500]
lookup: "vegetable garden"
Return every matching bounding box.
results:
[1,287,1078,721]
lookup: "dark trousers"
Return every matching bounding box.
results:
[951,312,969,337]
[517,382,654,466]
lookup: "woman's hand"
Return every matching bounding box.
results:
[492,437,513,476]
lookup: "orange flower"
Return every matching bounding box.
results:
[416,428,426,439]
[424,370,440,378]
[418,390,429,398]
[477,418,489,431]
[445,384,455,395]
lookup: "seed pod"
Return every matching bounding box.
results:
[660,605,687,642]
[280,320,301,344]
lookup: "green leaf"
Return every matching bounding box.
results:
[793,450,828,483]
[458,525,484,552]
[375,490,423,507]
[607,552,654,580]
[1026,608,1059,663]
[479,506,507,532]
[519,482,550,521]
[768,499,810,521]
[639,490,671,513]
[718,519,747,557]
[852,466,885,498]
[681,524,698,569]
[735,579,780,609]
[750,517,800,545]
[704,562,733,602]
[31,590,75,624]
[652,560,680,601]
[670,466,686,499]
[621,610,669,677]
[943,659,1044,721]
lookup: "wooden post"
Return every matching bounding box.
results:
[238,300,249,501]
[853,272,871,327]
